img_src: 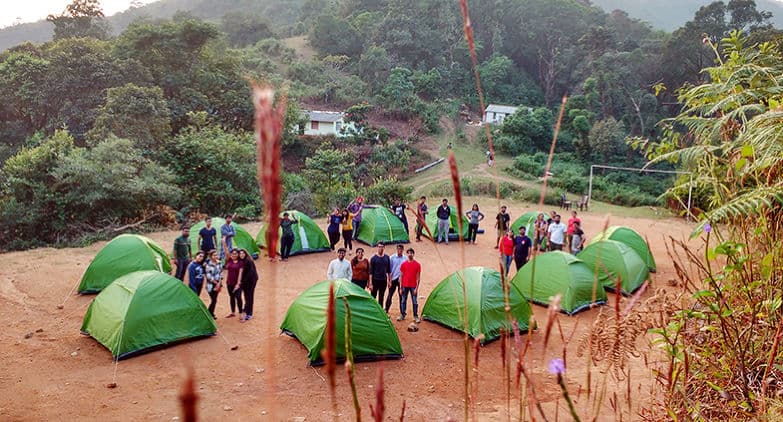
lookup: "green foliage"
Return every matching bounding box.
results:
[424,177,516,199]
[369,141,412,179]
[46,0,110,41]
[87,83,171,153]
[513,187,561,206]
[642,31,783,231]
[303,145,357,212]
[308,14,363,57]
[498,107,554,153]
[0,132,180,249]
[588,116,627,162]
[363,176,413,206]
[220,12,275,47]
[159,126,259,215]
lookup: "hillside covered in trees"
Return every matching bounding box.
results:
[1,0,782,250]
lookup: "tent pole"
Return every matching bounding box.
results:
[686,173,694,222]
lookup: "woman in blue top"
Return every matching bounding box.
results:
[326,208,343,251]
[465,204,485,244]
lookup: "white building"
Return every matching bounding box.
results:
[302,111,353,137]
[483,104,519,124]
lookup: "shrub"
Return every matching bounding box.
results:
[1,132,181,249]
[364,176,413,206]
[159,126,260,215]
[513,187,561,206]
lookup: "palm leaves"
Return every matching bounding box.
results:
[646,31,783,235]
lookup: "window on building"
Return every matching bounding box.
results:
[311,121,319,130]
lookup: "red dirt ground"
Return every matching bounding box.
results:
[0,199,697,421]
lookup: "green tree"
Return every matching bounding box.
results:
[588,116,626,163]
[220,12,275,47]
[160,126,260,214]
[308,14,363,57]
[303,145,357,211]
[46,0,110,40]
[500,106,554,152]
[356,45,391,94]
[381,67,417,115]
[87,83,171,153]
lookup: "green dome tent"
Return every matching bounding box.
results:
[81,271,217,359]
[588,226,656,272]
[190,217,260,256]
[422,267,533,342]
[510,211,543,235]
[578,240,649,296]
[356,206,410,245]
[78,234,172,294]
[423,206,470,241]
[256,210,330,256]
[511,251,606,315]
[281,279,403,364]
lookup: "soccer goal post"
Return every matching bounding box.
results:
[587,164,693,219]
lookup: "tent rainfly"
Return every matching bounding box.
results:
[280,278,403,364]
[511,251,606,315]
[356,206,410,245]
[81,271,217,359]
[423,205,472,241]
[190,217,260,257]
[588,226,656,272]
[256,210,330,256]
[510,211,543,235]
[422,267,533,342]
[78,234,171,294]
[578,240,649,295]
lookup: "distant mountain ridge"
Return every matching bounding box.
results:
[0,0,301,52]
[591,0,783,31]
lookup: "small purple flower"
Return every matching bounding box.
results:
[548,358,565,375]
[704,223,712,233]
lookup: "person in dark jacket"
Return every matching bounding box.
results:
[326,208,343,250]
[436,199,451,244]
[187,251,206,296]
[279,212,297,261]
[238,249,258,321]
[368,242,391,306]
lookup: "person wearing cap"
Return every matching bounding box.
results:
[386,244,406,314]
[369,242,391,306]
[348,196,364,240]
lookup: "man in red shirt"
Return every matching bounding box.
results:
[397,248,422,323]
[566,211,581,250]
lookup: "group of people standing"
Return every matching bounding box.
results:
[326,196,419,252]
[327,243,423,322]
[172,216,259,322]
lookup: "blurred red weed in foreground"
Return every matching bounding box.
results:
[179,365,198,422]
[252,84,286,258]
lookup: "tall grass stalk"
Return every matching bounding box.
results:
[341,297,361,422]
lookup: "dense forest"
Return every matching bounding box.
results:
[1,0,781,250]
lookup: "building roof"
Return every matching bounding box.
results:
[305,111,343,122]
[485,104,519,115]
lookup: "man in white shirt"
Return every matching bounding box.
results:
[547,214,567,251]
[326,248,353,280]
[385,244,406,314]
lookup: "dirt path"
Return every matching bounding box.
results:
[0,197,696,420]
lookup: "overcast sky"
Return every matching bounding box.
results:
[0,0,158,29]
